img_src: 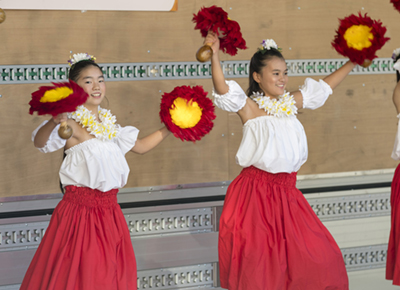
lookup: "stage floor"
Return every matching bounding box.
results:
[348,268,398,290]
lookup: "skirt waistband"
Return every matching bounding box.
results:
[63,186,118,207]
[240,166,297,187]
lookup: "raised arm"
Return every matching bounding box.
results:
[322,61,356,90]
[130,127,170,155]
[292,60,356,109]
[206,32,229,95]
[33,113,67,148]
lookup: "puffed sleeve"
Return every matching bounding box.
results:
[212,80,247,112]
[300,78,333,110]
[114,126,140,155]
[31,120,67,153]
[392,114,400,160]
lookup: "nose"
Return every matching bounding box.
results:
[92,80,100,90]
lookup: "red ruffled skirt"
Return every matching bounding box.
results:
[20,186,137,290]
[386,164,400,285]
[218,166,348,290]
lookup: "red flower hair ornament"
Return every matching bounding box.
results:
[29,81,88,139]
[193,5,247,62]
[160,85,216,142]
[332,13,390,66]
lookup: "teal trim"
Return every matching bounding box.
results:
[0,58,394,85]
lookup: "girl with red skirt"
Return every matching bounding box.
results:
[21,54,170,290]
[386,49,400,286]
[206,33,355,289]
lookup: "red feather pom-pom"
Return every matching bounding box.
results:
[160,86,216,142]
[391,0,400,12]
[332,13,390,65]
[29,81,88,117]
[193,5,247,56]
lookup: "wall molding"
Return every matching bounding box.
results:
[0,58,395,85]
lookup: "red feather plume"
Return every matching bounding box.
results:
[29,81,88,117]
[391,0,400,12]
[160,85,216,142]
[331,13,390,65]
[193,6,247,56]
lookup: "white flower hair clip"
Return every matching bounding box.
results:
[392,48,400,61]
[68,53,96,67]
[258,39,281,53]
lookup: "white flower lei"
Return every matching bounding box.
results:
[68,105,119,141]
[251,92,298,117]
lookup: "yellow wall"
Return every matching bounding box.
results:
[1,0,400,197]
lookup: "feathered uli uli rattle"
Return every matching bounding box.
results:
[193,6,247,62]
[332,12,390,67]
[29,81,88,139]
[160,85,216,142]
[29,53,97,139]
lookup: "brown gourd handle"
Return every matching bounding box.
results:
[196,42,213,63]
[361,59,372,68]
[0,9,6,24]
[58,121,73,140]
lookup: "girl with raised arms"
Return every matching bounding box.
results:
[206,32,355,290]
[21,54,170,290]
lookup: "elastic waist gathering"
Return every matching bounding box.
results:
[63,186,118,207]
[240,166,297,187]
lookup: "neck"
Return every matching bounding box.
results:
[259,90,279,99]
[83,105,99,120]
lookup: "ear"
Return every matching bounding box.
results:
[253,71,261,84]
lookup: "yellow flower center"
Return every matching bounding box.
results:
[343,25,374,51]
[40,87,73,103]
[170,97,202,129]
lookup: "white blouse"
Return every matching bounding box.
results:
[32,121,139,191]
[213,78,332,173]
[392,113,400,160]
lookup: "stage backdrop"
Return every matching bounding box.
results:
[0,0,178,11]
[0,0,400,197]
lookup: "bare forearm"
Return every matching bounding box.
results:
[33,119,57,148]
[323,61,356,90]
[211,54,229,95]
[131,127,170,154]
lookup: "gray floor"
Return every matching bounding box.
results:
[349,269,398,290]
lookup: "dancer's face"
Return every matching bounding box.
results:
[253,57,288,98]
[77,66,106,108]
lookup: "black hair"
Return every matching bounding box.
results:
[395,55,400,83]
[68,59,102,83]
[246,48,285,97]
[59,150,66,194]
